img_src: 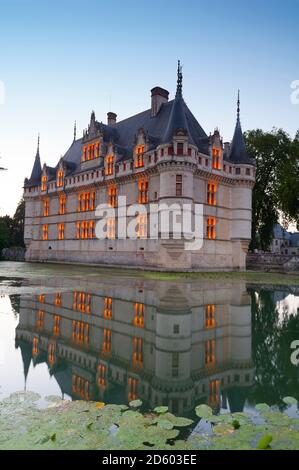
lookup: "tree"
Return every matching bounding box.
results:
[12,198,25,247]
[245,129,299,251]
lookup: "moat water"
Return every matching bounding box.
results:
[0,262,298,417]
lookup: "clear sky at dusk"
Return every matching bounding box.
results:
[0,0,298,215]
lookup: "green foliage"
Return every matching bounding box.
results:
[245,129,299,251]
[257,434,273,450]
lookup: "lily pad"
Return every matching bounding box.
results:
[195,404,213,419]
[154,406,168,414]
[283,397,298,406]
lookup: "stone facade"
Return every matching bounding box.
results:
[24,64,255,271]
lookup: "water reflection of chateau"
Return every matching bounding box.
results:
[15,280,254,415]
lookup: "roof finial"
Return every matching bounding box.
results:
[73,120,77,141]
[237,89,240,122]
[176,60,183,98]
[37,133,40,154]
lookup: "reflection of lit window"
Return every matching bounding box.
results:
[53,315,61,337]
[55,293,61,306]
[97,364,106,388]
[72,374,90,400]
[73,292,91,313]
[133,337,143,368]
[205,304,215,328]
[103,328,111,353]
[36,310,44,331]
[72,320,89,345]
[48,343,56,366]
[128,377,138,401]
[134,303,144,328]
[209,379,220,407]
[32,337,39,356]
[39,294,45,303]
[205,339,215,366]
[104,297,113,319]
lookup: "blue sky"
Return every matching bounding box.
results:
[0,0,298,215]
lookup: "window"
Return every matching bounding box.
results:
[136,214,147,238]
[135,145,145,168]
[212,148,221,170]
[108,185,117,207]
[57,170,64,187]
[207,182,217,206]
[104,297,113,319]
[105,155,114,175]
[78,192,95,211]
[205,339,215,365]
[235,167,241,175]
[41,175,47,191]
[72,374,90,400]
[176,175,182,196]
[59,194,66,215]
[42,224,48,240]
[89,220,95,239]
[177,142,184,155]
[205,304,215,328]
[43,199,49,216]
[32,337,39,356]
[39,294,45,303]
[246,168,250,176]
[207,217,216,239]
[138,179,149,203]
[58,223,65,240]
[55,293,62,306]
[48,343,56,366]
[107,217,115,239]
[133,337,143,367]
[36,310,44,331]
[134,303,144,328]
[73,292,91,313]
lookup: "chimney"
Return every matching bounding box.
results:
[107,112,117,125]
[151,87,169,117]
[224,142,231,157]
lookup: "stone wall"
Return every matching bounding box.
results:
[247,253,299,271]
[1,247,26,261]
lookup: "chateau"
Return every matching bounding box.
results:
[24,63,255,271]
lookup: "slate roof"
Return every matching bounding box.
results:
[273,223,299,246]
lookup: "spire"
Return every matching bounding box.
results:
[228,90,253,165]
[29,134,42,183]
[73,121,77,141]
[176,60,183,98]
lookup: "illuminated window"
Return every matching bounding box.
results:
[209,379,220,407]
[82,146,87,162]
[104,297,113,319]
[207,217,216,239]
[133,337,143,368]
[95,141,100,158]
[43,199,49,216]
[205,339,215,366]
[53,315,61,337]
[205,304,215,328]
[136,214,147,238]
[138,179,148,203]
[72,374,90,400]
[105,155,114,175]
[97,364,106,388]
[128,377,138,401]
[103,328,111,353]
[39,294,45,303]
[76,221,80,239]
[207,182,217,206]
[134,303,144,328]
[32,337,39,356]
[36,310,44,331]
[57,170,64,187]
[108,185,117,207]
[107,217,115,239]
[41,175,47,191]
[89,220,95,239]
[76,221,94,239]
[78,192,95,212]
[212,148,221,170]
[59,194,66,215]
[135,145,145,168]
[58,223,65,240]
[42,224,48,240]
[176,175,182,196]
[72,320,89,345]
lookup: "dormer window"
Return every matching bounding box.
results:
[57,170,64,187]
[41,175,47,191]
[81,141,100,162]
[105,155,114,175]
[135,145,145,168]
[212,148,221,170]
